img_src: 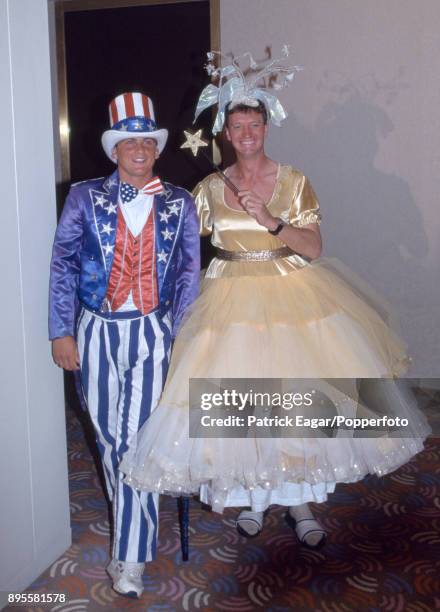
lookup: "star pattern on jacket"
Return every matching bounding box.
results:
[101,222,114,236]
[157,249,168,263]
[159,211,171,223]
[106,202,118,215]
[94,195,108,207]
[167,202,181,216]
[161,229,174,241]
[103,243,114,256]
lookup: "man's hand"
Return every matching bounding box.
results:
[52,336,80,371]
[237,190,278,229]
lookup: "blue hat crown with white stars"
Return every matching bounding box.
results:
[112,116,157,133]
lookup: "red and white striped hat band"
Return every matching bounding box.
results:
[101,92,168,161]
[109,92,156,128]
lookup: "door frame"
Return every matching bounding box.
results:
[54,0,220,183]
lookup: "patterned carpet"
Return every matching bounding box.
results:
[9,387,440,612]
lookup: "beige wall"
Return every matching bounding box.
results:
[220,0,440,378]
[0,0,70,600]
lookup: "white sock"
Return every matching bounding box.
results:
[288,503,325,547]
[236,510,264,536]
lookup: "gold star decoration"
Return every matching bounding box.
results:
[181,129,208,156]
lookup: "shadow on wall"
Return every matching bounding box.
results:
[287,94,439,377]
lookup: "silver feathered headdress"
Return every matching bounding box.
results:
[194,45,302,134]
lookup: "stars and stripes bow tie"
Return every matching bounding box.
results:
[120,177,163,203]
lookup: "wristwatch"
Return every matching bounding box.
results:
[268,218,285,235]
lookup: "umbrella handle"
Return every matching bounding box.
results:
[178,496,190,562]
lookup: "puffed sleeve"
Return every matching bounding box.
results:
[192,177,213,236]
[289,174,322,227]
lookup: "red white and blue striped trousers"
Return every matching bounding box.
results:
[77,306,171,562]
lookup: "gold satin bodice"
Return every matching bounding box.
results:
[193,165,321,277]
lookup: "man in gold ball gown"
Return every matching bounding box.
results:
[121,98,429,547]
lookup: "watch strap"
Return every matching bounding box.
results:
[268,219,285,235]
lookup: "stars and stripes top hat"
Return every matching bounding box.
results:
[101,92,168,161]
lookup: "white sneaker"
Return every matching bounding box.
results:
[106,559,145,598]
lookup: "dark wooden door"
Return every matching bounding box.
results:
[63,1,214,189]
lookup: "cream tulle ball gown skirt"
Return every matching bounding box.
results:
[121,258,430,512]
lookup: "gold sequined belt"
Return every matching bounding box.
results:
[215,246,294,262]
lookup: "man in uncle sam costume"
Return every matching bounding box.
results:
[49,92,200,598]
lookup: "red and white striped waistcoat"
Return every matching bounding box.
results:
[106,207,158,314]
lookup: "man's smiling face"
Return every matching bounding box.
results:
[113,136,159,188]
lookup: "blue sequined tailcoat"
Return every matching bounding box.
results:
[49,170,200,339]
